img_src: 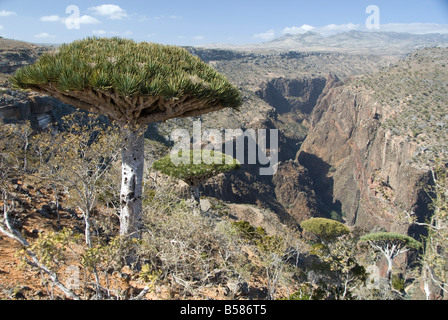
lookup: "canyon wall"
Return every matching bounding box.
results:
[297,81,433,236]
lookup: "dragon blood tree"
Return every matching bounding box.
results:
[11,37,242,237]
[359,232,422,284]
[153,150,240,214]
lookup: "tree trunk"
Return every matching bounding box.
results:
[423,268,431,300]
[120,126,145,238]
[84,209,92,247]
[386,256,393,284]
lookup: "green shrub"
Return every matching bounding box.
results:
[256,235,284,254]
[301,218,350,243]
[283,283,326,300]
[391,275,405,292]
[153,150,240,187]
[231,221,266,241]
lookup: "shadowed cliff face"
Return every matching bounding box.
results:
[256,77,327,115]
[1,86,77,129]
[297,73,436,237]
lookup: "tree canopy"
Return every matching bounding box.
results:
[10,37,242,125]
[300,218,350,243]
[10,37,242,237]
[152,150,240,187]
[359,232,422,250]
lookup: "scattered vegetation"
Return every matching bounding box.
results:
[351,47,448,168]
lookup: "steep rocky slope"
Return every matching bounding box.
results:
[0,37,49,82]
[0,38,70,129]
[256,77,327,115]
[297,48,448,237]
[0,87,75,129]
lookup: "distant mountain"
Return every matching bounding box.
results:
[202,30,448,55]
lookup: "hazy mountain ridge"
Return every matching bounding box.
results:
[202,30,448,54]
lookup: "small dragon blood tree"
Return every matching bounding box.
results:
[359,232,422,283]
[153,150,240,214]
[11,37,242,237]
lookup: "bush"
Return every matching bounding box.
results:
[300,218,350,243]
[152,150,240,187]
[284,283,326,300]
[391,275,405,292]
[231,221,267,242]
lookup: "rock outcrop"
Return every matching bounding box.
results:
[1,86,75,129]
[256,77,327,114]
[272,160,319,223]
[0,38,68,129]
[0,38,48,78]
[296,74,434,237]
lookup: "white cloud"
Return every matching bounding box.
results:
[138,14,182,22]
[40,14,100,25]
[193,35,205,40]
[92,30,133,37]
[77,15,101,24]
[253,29,276,40]
[0,25,3,30]
[88,4,128,20]
[34,32,56,38]
[282,23,360,36]
[92,30,107,35]
[282,24,315,35]
[109,30,133,37]
[320,23,360,35]
[281,22,448,37]
[0,10,16,17]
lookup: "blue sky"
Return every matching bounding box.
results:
[1,0,448,45]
